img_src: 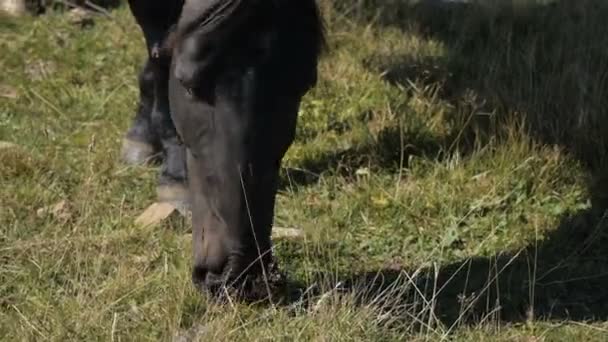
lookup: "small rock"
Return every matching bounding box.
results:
[0,84,19,99]
[135,202,180,228]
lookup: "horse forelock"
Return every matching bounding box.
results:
[177,0,249,39]
[166,0,327,65]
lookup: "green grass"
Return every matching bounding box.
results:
[2,0,608,340]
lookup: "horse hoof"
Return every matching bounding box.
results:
[121,138,157,165]
[157,183,189,213]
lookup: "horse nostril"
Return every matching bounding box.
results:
[174,65,187,84]
[204,271,227,291]
[191,265,229,294]
[175,71,195,97]
[174,61,197,87]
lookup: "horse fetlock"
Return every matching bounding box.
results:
[120,137,159,165]
[156,182,189,205]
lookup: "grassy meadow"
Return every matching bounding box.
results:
[2,0,608,340]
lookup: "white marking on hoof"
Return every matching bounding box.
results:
[157,183,189,207]
[120,138,156,165]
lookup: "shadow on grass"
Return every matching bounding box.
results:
[279,124,448,189]
[259,0,608,329]
[305,0,608,327]
[355,0,608,187]
[340,206,608,327]
[265,205,608,328]
[284,2,605,190]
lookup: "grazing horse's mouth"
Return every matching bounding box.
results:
[192,255,288,300]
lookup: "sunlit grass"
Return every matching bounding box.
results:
[1,1,608,340]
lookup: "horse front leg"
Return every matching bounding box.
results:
[121,57,161,165]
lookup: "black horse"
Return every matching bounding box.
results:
[124,0,325,293]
